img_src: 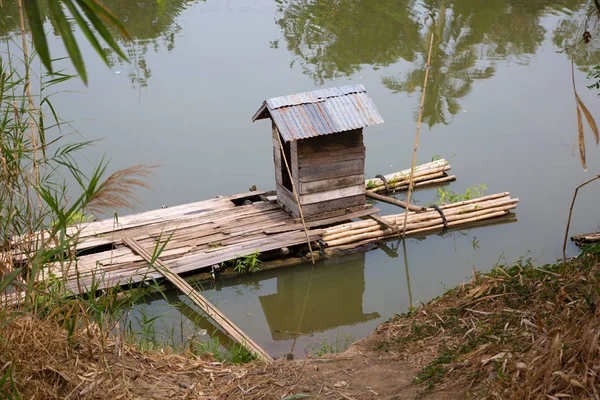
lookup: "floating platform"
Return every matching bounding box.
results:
[5,159,519,361]
[9,159,520,297]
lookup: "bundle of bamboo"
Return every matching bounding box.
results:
[572,232,600,245]
[365,159,455,193]
[322,193,518,250]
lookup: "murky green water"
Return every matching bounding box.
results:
[2,0,600,358]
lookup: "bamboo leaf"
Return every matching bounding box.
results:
[81,0,131,40]
[0,269,22,293]
[575,93,599,145]
[577,104,586,171]
[48,0,87,84]
[23,0,53,73]
[62,0,110,67]
[76,0,129,62]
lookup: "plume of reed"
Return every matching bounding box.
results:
[86,164,157,215]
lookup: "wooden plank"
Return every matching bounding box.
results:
[299,174,365,194]
[276,186,299,217]
[298,159,364,183]
[369,214,398,231]
[300,185,364,205]
[298,148,365,167]
[296,129,363,154]
[123,238,273,362]
[71,229,325,292]
[291,141,299,181]
[228,191,267,201]
[71,197,234,238]
[366,191,426,212]
[301,194,365,217]
[264,207,380,234]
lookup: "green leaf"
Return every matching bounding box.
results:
[0,268,22,293]
[81,0,131,40]
[61,0,111,67]
[48,0,87,84]
[23,0,53,73]
[77,0,130,61]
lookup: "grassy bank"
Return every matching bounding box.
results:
[2,243,599,399]
[370,242,600,399]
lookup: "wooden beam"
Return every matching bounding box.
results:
[369,214,398,232]
[123,237,273,363]
[366,191,426,212]
[264,207,380,234]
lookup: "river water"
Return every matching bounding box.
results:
[2,0,600,358]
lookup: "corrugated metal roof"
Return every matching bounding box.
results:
[252,84,384,142]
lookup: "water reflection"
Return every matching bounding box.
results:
[274,0,422,84]
[274,0,589,126]
[552,7,600,70]
[0,0,197,90]
[257,253,380,341]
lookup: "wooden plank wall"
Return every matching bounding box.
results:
[295,129,366,216]
[272,122,300,217]
[271,124,366,218]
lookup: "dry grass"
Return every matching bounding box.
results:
[3,245,600,399]
[371,245,600,399]
[0,310,381,399]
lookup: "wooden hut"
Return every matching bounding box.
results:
[252,84,384,218]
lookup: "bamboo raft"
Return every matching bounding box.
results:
[4,159,519,360]
[572,231,600,246]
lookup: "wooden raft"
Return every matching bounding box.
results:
[31,191,382,295]
[123,237,273,362]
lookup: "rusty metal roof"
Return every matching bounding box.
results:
[252,84,384,142]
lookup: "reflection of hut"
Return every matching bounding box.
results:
[252,85,383,218]
[258,253,380,340]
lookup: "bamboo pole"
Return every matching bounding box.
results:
[366,159,449,186]
[275,132,315,265]
[378,175,456,193]
[323,196,517,239]
[402,32,435,237]
[325,205,516,247]
[562,175,600,264]
[123,237,273,362]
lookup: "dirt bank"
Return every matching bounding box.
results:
[2,245,599,399]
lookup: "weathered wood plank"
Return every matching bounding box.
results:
[296,129,363,154]
[68,229,324,292]
[228,191,267,201]
[298,159,364,183]
[264,207,380,234]
[123,238,273,362]
[300,185,364,205]
[298,148,365,167]
[276,185,299,217]
[301,195,366,217]
[299,174,365,194]
[369,214,398,231]
[71,197,234,238]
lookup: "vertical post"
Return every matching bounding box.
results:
[401,32,435,237]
